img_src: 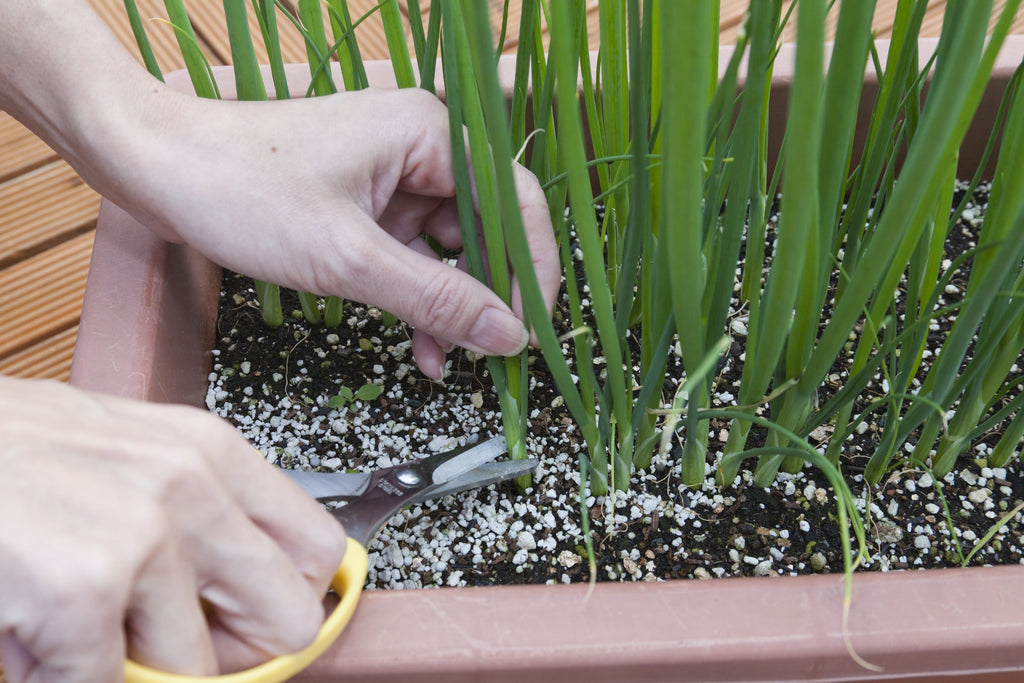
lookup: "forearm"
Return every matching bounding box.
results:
[0,0,169,201]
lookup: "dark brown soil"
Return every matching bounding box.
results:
[208,182,1024,589]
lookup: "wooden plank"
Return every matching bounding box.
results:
[188,1,393,69]
[403,0,598,54]
[724,0,1023,44]
[182,0,275,66]
[719,0,750,44]
[0,113,59,183]
[87,0,192,72]
[325,0,393,61]
[0,325,77,381]
[251,2,322,65]
[0,231,94,361]
[239,1,373,68]
[0,161,101,269]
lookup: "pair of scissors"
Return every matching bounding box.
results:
[125,436,537,683]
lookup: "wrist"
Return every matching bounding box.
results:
[81,77,191,229]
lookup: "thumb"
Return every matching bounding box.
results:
[341,231,529,359]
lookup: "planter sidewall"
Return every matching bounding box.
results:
[69,42,1024,682]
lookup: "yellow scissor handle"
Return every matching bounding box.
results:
[125,540,369,683]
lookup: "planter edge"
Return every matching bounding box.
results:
[68,39,1024,682]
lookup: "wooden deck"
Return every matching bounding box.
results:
[2,0,1023,386]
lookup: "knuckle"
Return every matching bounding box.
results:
[134,424,224,505]
[303,523,348,589]
[12,558,125,682]
[51,544,128,629]
[400,86,444,111]
[420,272,472,334]
[29,564,85,620]
[128,498,176,552]
[71,550,118,604]
[282,592,327,653]
[158,404,243,462]
[152,449,218,502]
[311,228,371,298]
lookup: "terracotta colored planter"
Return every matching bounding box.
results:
[71,40,1024,682]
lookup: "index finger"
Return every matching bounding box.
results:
[510,162,561,319]
[104,398,348,596]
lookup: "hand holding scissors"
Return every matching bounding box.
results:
[124,436,535,683]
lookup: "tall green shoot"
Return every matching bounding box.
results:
[438,0,526,480]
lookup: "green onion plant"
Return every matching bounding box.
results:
[123,1,1024,585]
[440,0,1024,578]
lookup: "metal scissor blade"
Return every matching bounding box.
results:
[428,436,508,486]
[408,458,539,505]
[280,469,371,502]
[334,456,540,545]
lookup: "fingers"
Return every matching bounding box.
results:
[139,455,324,667]
[377,190,464,251]
[511,163,561,318]
[364,180,557,375]
[0,634,35,683]
[115,400,347,600]
[80,399,343,668]
[147,457,327,668]
[0,457,131,683]
[407,149,559,340]
[0,379,347,678]
[0,453,216,683]
[411,328,449,380]
[333,217,530,365]
[374,88,560,339]
[125,541,218,675]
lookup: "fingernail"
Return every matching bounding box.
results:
[433,359,450,381]
[469,307,529,356]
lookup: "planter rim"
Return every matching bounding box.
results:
[313,563,1024,682]
[69,36,1024,682]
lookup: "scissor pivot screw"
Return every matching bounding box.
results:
[395,469,423,487]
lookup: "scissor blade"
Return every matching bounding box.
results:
[410,458,539,504]
[280,468,371,501]
[429,436,508,486]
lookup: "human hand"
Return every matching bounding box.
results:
[2,1,560,379]
[111,86,561,380]
[0,377,346,681]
